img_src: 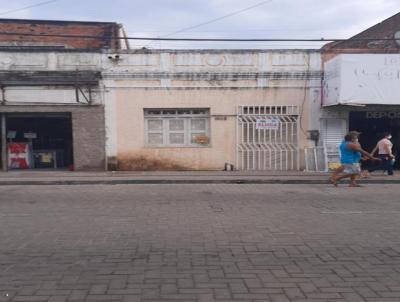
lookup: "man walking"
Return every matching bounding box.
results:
[372,132,395,176]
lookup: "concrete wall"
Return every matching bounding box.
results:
[0,51,102,72]
[71,107,106,170]
[103,50,322,170]
[114,89,316,170]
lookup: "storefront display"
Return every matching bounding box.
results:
[8,143,32,169]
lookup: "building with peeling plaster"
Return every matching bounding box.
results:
[102,49,322,171]
[0,19,127,171]
[0,46,323,171]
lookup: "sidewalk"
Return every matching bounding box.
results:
[0,170,399,185]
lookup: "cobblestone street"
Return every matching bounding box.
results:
[0,184,400,302]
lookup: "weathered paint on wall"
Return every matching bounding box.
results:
[103,50,322,170]
[0,50,323,171]
[114,88,316,170]
[0,52,102,71]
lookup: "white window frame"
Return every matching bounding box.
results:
[144,108,210,148]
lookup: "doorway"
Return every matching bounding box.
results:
[349,111,400,169]
[6,113,73,170]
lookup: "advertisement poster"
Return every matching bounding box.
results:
[8,143,31,169]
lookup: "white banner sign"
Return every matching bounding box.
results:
[255,118,280,130]
[323,54,400,106]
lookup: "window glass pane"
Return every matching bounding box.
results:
[191,119,206,131]
[192,109,208,115]
[169,133,185,144]
[163,109,176,115]
[145,110,161,115]
[148,119,163,131]
[148,133,163,145]
[177,109,191,115]
[191,133,208,144]
[169,119,185,131]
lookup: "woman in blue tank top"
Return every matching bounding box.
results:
[340,140,362,165]
[330,131,377,187]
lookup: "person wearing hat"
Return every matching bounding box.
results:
[330,131,379,187]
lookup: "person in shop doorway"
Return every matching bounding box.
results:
[371,132,395,176]
[330,131,379,187]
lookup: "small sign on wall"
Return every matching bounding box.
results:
[366,111,400,119]
[255,118,280,130]
[194,135,210,145]
[214,116,227,121]
[24,132,37,139]
[7,131,16,139]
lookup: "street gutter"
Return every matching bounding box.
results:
[0,179,399,185]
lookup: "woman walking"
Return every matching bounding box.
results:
[330,131,378,187]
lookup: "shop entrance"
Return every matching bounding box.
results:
[349,111,400,169]
[6,113,73,170]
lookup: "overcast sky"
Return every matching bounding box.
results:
[0,0,398,49]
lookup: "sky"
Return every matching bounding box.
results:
[0,0,398,49]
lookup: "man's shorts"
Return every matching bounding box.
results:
[342,163,361,175]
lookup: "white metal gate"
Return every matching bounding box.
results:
[304,146,328,172]
[321,118,347,167]
[236,105,299,170]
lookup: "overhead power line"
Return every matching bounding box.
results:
[145,0,273,47]
[0,0,59,16]
[160,0,273,38]
[0,31,398,42]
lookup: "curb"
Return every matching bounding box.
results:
[0,179,399,186]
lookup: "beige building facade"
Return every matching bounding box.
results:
[103,50,322,171]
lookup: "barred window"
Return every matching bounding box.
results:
[144,109,210,147]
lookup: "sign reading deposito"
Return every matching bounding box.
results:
[255,118,280,130]
[366,111,400,119]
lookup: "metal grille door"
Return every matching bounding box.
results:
[321,118,347,168]
[237,105,299,170]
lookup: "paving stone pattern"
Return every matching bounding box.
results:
[0,184,400,301]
